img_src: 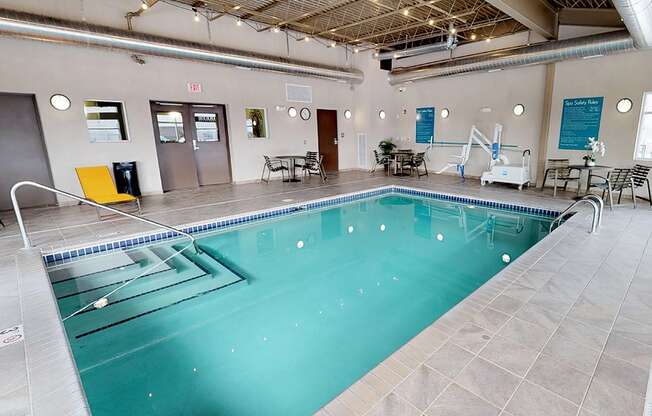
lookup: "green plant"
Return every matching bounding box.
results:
[378,139,397,155]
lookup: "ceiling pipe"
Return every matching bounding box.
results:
[376,40,452,60]
[0,8,363,84]
[388,30,634,85]
[612,0,652,49]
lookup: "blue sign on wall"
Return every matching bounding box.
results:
[559,97,604,150]
[416,107,435,144]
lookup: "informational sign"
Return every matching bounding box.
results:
[416,107,435,144]
[559,97,603,150]
[187,82,203,93]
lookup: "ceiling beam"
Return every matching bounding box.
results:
[558,7,624,28]
[485,0,557,39]
[261,0,361,30]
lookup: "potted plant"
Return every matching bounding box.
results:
[582,137,606,167]
[378,139,397,156]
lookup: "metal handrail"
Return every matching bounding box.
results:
[549,194,603,234]
[10,181,201,319]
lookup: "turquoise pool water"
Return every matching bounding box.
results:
[50,194,552,415]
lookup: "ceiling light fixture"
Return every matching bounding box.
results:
[330,41,336,47]
[470,33,477,40]
[272,26,280,33]
[140,1,148,10]
[450,27,456,34]
[233,5,241,10]
[236,18,243,26]
[485,37,491,43]
[428,19,435,26]
[402,9,409,16]
[193,9,200,22]
[353,47,359,53]
[304,36,310,42]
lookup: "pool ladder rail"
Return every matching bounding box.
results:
[549,194,604,234]
[10,180,201,320]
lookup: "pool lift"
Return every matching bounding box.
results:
[436,124,531,190]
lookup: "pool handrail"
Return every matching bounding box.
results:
[549,194,603,234]
[10,181,201,320]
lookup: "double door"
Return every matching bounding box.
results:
[151,102,232,191]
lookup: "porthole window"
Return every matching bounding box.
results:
[378,110,386,120]
[300,107,311,120]
[50,94,71,111]
[513,104,525,116]
[288,107,297,118]
[441,108,450,119]
[617,98,633,113]
[344,109,352,119]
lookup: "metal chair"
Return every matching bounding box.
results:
[633,164,652,206]
[300,153,327,182]
[540,158,582,197]
[260,156,288,183]
[370,150,390,175]
[588,168,636,210]
[404,152,428,178]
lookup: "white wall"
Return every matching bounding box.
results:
[0,0,372,197]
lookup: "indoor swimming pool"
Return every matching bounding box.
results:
[47,191,554,415]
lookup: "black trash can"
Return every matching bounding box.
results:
[113,161,141,197]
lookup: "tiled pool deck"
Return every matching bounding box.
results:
[1,171,651,416]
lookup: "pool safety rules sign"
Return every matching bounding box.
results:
[416,107,435,144]
[558,97,604,150]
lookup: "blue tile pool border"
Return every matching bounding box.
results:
[43,185,561,266]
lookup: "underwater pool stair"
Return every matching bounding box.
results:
[50,244,247,339]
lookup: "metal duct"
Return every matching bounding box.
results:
[388,30,634,85]
[612,0,652,49]
[376,41,450,60]
[0,8,363,84]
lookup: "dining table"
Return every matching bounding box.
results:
[274,155,305,182]
[568,164,611,198]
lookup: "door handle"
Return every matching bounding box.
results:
[192,139,199,151]
[333,138,338,145]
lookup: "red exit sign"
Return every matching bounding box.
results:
[187,82,202,93]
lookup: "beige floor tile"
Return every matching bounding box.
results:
[425,342,474,379]
[541,332,600,375]
[497,317,551,351]
[487,294,523,315]
[470,307,510,333]
[556,318,609,352]
[603,333,652,370]
[593,354,649,397]
[367,392,420,416]
[455,357,521,408]
[582,378,644,416]
[525,354,590,404]
[479,336,538,377]
[425,383,499,416]
[505,381,577,416]
[513,302,563,332]
[394,365,449,411]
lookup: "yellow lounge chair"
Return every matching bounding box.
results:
[75,166,141,219]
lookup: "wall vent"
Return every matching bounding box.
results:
[357,133,368,168]
[286,84,313,103]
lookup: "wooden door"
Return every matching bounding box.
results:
[317,109,339,172]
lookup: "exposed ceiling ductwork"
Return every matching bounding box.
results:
[612,0,652,49]
[388,30,634,85]
[376,33,458,60]
[0,8,363,84]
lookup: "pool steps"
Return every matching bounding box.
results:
[54,244,246,339]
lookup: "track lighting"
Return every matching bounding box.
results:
[236,18,243,26]
[304,36,310,42]
[193,8,200,22]
[353,47,359,53]
[402,9,409,16]
[470,33,477,40]
[140,1,148,10]
[330,41,336,47]
[272,26,280,33]
[428,19,435,26]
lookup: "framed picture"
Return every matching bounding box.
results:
[245,107,269,139]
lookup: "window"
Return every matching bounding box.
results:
[245,108,268,139]
[84,100,128,142]
[156,111,186,143]
[194,112,219,142]
[635,92,652,160]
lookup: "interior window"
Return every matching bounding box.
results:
[84,100,128,143]
[156,111,185,143]
[194,112,219,142]
[635,92,652,160]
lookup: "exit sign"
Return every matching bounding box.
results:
[187,82,202,93]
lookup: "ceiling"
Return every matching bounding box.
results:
[157,0,618,50]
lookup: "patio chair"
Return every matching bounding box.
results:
[633,164,652,206]
[371,150,390,175]
[540,158,581,197]
[587,167,636,210]
[261,156,288,183]
[75,166,141,219]
[404,152,428,178]
[300,153,327,182]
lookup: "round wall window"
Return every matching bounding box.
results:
[50,94,71,111]
[513,104,525,116]
[300,108,311,120]
[379,110,386,120]
[288,107,297,118]
[441,108,450,119]
[344,109,352,119]
[616,98,633,113]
